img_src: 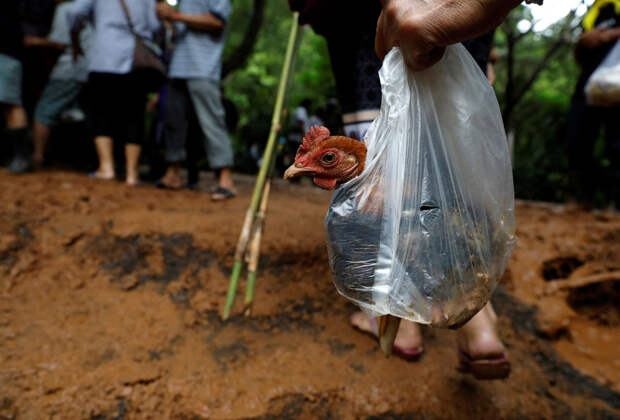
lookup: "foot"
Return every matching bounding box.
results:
[157,177,183,190]
[32,155,45,170]
[350,312,423,361]
[89,169,115,181]
[158,167,183,190]
[6,156,32,174]
[456,303,510,379]
[126,176,140,187]
[211,186,237,201]
[212,168,236,201]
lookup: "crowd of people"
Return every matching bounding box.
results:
[1,0,237,200]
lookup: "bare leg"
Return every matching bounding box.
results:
[32,121,50,166]
[93,136,115,180]
[211,167,237,200]
[456,302,510,379]
[350,312,423,360]
[158,163,183,189]
[5,105,27,129]
[125,143,141,186]
[5,105,31,174]
[218,167,234,189]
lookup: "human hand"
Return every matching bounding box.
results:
[70,32,84,62]
[156,3,176,20]
[375,0,519,71]
[578,28,620,50]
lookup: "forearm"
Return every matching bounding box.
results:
[70,30,84,61]
[382,0,521,47]
[575,28,620,64]
[24,36,66,49]
[377,0,523,70]
[171,11,224,34]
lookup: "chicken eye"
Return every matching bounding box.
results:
[321,152,336,165]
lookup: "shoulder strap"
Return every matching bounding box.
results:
[118,0,136,35]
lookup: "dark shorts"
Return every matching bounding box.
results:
[88,72,147,145]
[325,30,382,115]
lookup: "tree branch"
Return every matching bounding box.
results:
[507,6,583,114]
[222,0,266,79]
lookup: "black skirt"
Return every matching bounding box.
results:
[87,72,148,145]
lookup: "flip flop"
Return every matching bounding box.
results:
[211,186,236,201]
[352,315,424,362]
[457,351,511,380]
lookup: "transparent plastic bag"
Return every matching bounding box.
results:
[585,40,620,106]
[326,45,517,328]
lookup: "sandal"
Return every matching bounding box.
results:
[457,351,510,380]
[211,186,236,201]
[456,303,510,380]
[351,314,423,361]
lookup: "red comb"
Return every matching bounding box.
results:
[297,126,330,156]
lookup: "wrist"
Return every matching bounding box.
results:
[169,10,181,22]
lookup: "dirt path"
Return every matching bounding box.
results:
[0,170,618,419]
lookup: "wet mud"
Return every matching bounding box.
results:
[0,171,619,419]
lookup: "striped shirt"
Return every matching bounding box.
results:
[169,0,232,81]
[69,0,161,75]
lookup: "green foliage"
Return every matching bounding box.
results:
[494,6,593,203]
[222,2,615,204]
[223,0,336,161]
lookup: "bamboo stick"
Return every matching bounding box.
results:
[378,315,401,357]
[247,14,301,216]
[222,13,302,320]
[243,180,272,316]
[222,209,253,320]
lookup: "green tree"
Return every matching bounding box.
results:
[223,0,335,157]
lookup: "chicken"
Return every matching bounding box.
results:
[284,126,401,355]
[283,126,366,190]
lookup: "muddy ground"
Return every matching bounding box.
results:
[0,170,619,419]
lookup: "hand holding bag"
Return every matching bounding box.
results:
[326,45,516,328]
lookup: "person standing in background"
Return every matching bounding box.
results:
[1,1,31,174]
[32,0,93,168]
[69,0,161,186]
[289,2,383,140]
[157,0,236,200]
[288,98,312,145]
[288,0,515,379]
[21,0,59,118]
[565,0,620,205]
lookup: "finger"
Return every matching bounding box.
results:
[375,10,388,60]
[402,46,446,71]
[376,6,406,61]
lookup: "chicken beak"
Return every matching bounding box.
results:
[283,164,310,180]
[378,315,401,357]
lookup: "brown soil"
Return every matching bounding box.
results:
[0,170,619,419]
